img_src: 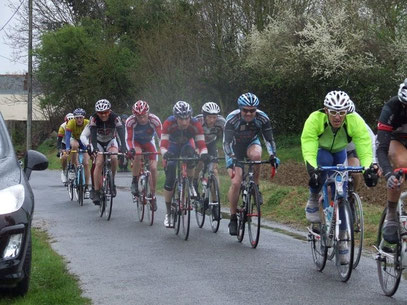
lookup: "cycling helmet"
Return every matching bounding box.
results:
[173,101,192,119]
[73,108,86,117]
[202,102,220,115]
[398,79,407,104]
[95,99,111,112]
[64,112,74,122]
[132,100,150,115]
[348,100,355,113]
[237,92,259,108]
[323,91,351,111]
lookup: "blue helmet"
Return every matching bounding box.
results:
[173,101,192,119]
[237,92,259,108]
[73,108,86,117]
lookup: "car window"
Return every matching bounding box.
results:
[0,123,11,159]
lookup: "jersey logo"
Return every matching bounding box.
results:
[240,125,246,131]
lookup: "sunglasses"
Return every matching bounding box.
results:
[97,111,110,115]
[241,108,256,114]
[327,109,347,116]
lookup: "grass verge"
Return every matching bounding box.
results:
[0,228,90,305]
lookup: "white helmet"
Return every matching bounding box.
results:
[398,79,407,104]
[95,99,111,112]
[324,91,351,111]
[348,100,355,113]
[201,102,220,115]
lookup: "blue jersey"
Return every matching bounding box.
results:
[223,109,276,157]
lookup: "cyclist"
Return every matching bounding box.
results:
[193,102,226,193]
[125,100,162,211]
[223,92,279,236]
[377,78,407,243]
[118,114,130,172]
[301,90,377,264]
[65,108,91,198]
[346,100,379,189]
[89,99,127,205]
[160,101,209,227]
[57,112,74,184]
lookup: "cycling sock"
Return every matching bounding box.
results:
[166,202,171,215]
[386,201,397,221]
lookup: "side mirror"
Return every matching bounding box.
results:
[24,150,48,180]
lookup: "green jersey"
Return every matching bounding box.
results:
[301,110,372,168]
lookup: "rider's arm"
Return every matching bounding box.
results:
[376,103,395,177]
[193,120,208,155]
[222,119,235,157]
[57,124,65,149]
[80,125,90,147]
[300,111,323,169]
[115,118,126,151]
[160,119,170,155]
[90,125,98,150]
[366,124,377,164]
[150,114,162,146]
[347,113,373,168]
[258,111,276,155]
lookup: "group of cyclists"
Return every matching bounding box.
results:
[56,79,407,253]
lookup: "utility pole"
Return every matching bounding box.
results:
[26,0,33,150]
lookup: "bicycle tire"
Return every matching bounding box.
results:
[145,173,154,226]
[237,188,246,243]
[350,192,364,269]
[106,171,114,220]
[135,195,144,222]
[180,178,191,240]
[208,175,221,233]
[335,200,354,282]
[247,183,261,248]
[327,207,337,261]
[194,177,205,228]
[376,208,402,296]
[173,179,181,235]
[310,222,328,271]
[78,169,84,206]
[68,180,74,201]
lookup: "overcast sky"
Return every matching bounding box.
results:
[0,0,27,74]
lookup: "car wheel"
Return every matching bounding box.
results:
[12,231,31,296]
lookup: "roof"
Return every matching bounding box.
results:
[0,74,40,94]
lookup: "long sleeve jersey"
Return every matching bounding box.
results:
[125,113,162,149]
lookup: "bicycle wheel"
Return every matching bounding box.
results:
[309,223,328,271]
[144,174,154,226]
[208,176,221,233]
[350,192,364,269]
[105,171,114,220]
[77,169,84,206]
[172,179,181,234]
[336,200,354,282]
[194,178,205,228]
[327,208,337,261]
[247,183,261,248]
[237,188,246,243]
[135,195,144,222]
[376,208,402,296]
[68,180,74,201]
[180,178,191,240]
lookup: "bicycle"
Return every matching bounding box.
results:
[65,149,86,204]
[307,165,363,282]
[96,151,126,221]
[194,156,224,233]
[132,152,160,226]
[166,155,201,240]
[374,168,407,296]
[232,159,275,249]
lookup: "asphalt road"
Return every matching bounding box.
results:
[31,170,407,305]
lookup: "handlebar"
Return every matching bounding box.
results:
[317,165,364,173]
[230,159,276,180]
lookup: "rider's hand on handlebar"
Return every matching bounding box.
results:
[126,148,135,159]
[269,155,280,169]
[386,173,403,189]
[163,151,175,160]
[308,168,322,189]
[200,153,210,163]
[363,164,378,187]
[91,148,99,158]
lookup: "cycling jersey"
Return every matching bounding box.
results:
[194,114,226,144]
[223,109,276,158]
[125,113,162,148]
[377,96,407,176]
[301,109,372,169]
[57,120,71,149]
[89,112,126,151]
[160,116,207,155]
[65,118,89,149]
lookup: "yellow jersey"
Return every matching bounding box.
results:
[66,119,89,140]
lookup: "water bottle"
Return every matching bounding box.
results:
[68,169,76,180]
[242,189,248,203]
[324,202,334,222]
[138,174,146,192]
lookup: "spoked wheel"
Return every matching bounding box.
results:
[179,178,191,240]
[237,189,246,243]
[105,172,114,221]
[208,176,221,233]
[336,200,354,282]
[68,180,74,201]
[172,179,181,234]
[247,184,261,248]
[144,174,154,226]
[77,170,84,206]
[327,209,337,261]
[376,208,402,296]
[350,192,364,269]
[194,178,205,228]
[309,223,328,271]
[135,195,144,222]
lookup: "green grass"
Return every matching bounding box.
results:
[36,138,60,170]
[0,229,90,305]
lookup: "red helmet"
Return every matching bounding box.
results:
[132,100,150,115]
